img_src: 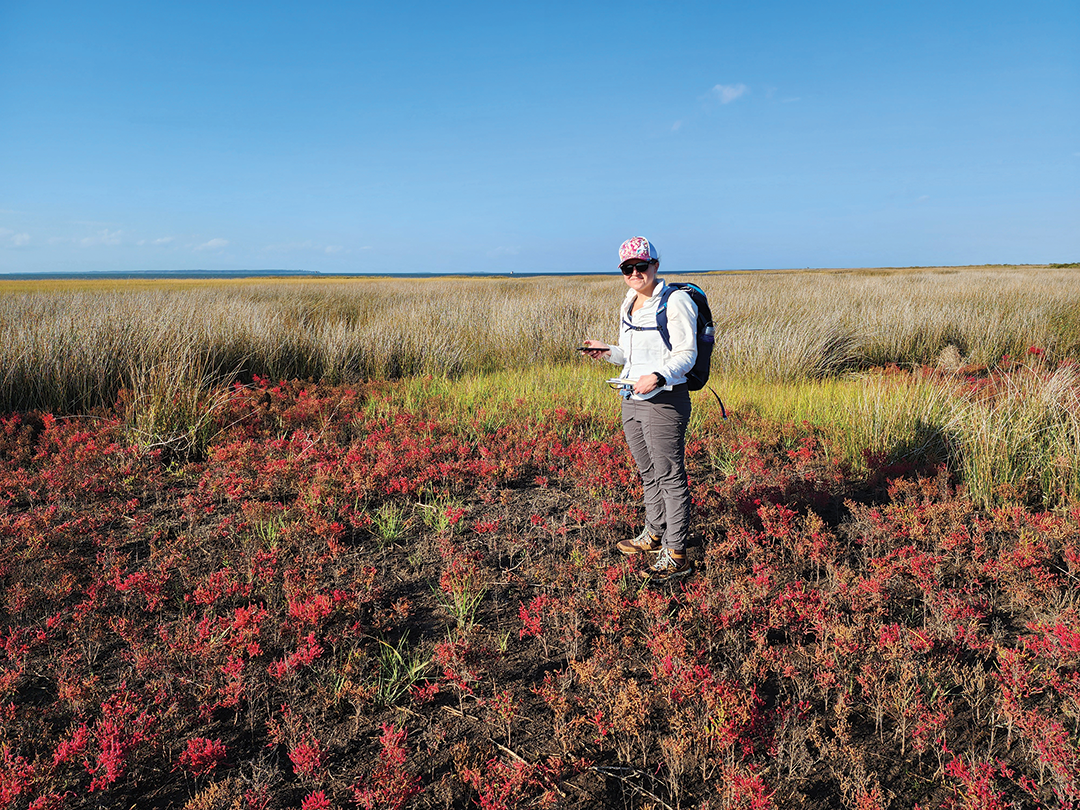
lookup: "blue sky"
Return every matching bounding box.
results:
[1,0,1077,274]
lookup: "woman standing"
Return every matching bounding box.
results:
[582,236,697,581]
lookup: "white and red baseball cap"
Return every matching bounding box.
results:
[618,236,659,265]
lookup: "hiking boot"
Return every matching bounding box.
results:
[640,548,692,581]
[617,527,662,556]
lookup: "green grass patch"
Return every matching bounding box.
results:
[374,364,1079,509]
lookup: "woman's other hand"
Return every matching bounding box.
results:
[632,373,661,395]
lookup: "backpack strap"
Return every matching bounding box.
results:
[621,317,661,334]
[653,284,682,351]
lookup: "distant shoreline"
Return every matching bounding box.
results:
[0,268,740,281]
[0,264,1071,282]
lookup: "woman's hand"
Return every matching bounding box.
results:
[580,340,610,359]
[633,373,661,395]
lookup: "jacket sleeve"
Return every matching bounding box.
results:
[657,290,698,381]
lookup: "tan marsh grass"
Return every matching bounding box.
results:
[1,265,1078,414]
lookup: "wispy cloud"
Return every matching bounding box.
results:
[195,238,229,251]
[671,120,683,132]
[0,228,30,247]
[136,236,176,246]
[709,83,748,104]
[80,229,123,247]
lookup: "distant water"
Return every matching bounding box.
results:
[0,268,738,281]
[0,269,320,281]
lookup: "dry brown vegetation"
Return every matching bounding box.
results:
[1,265,1078,414]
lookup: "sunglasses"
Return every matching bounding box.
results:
[620,261,653,276]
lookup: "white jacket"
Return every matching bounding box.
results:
[606,278,698,400]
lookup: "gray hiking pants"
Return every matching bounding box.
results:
[621,386,692,552]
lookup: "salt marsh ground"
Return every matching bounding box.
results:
[1,265,1079,808]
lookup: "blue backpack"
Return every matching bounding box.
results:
[623,282,715,391]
